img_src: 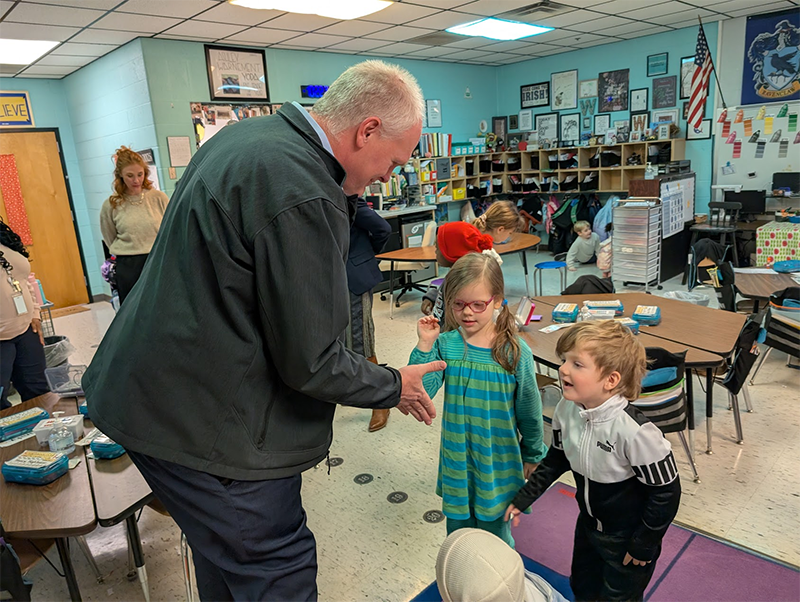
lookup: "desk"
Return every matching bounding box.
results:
[734,270,797,313]
[0,394,95,601]
[530,293,745,452]
[376,232,541,318]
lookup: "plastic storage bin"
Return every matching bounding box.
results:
[552,303,579,323]
[2,450,69,485]
[33,415,85,446]
[45,364,87,397]
[632,305,662,326]
[0,407,49,441]
[90,435,126,459]
[584,300,624,316]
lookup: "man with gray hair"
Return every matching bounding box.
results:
[84,60,444,601]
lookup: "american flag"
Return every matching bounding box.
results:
[688,25,713,132]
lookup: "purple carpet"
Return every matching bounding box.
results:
[513,484,799,602]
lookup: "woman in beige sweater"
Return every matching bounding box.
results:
[100,147,169,304]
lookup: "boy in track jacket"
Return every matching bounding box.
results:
[505,321,681,601]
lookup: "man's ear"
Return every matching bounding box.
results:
[356,117,381,148]
[604,371,621,392]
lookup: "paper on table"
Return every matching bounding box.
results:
[0,431,35,447]
[733,268,776,274]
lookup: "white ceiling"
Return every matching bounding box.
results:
[0,0,797,78]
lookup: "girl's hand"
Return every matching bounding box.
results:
[416,315,440,351]
[31,318,45,346]
[523,462,539,480]
[420,299,434,315]
[504,504,521,527]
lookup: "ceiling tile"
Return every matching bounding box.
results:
[529,10,596,28]
[281,32,350,48]
[567,15,632,32]
[437,35,494,49]
[403,46,462,57]
[646,8,717,25]
[0,22,81,41]
[115,0,219,18]
[701,0,771,12]
[403,9,484,30]
[598,21,657,36]
[16,73,70,78]
[263,44,312,51]
[480,51,530,63]
[323,37,392,52]
[590,0,655,13]
[193,2,282,26]
[92,12,183,34]
[5,3,105,27]
[34,54,95,67]
[615,25,672,39]
[156,34,217,42]
[669,14,725,30]
[222,27,299,45]
[455,0,553,16]
[557,0,615,6]
[18,64,79,75]
[366,41,429,54]
[18,0,121,8]
[404,0,477,8]
[364,24,438,41]
[727,2,797,17]
[159,20,249,39]
[531,28,587,43]
[479,40,539,52]
[314,19,392,37]
[621,3,684,20]
[441,48,493,59]
[258,12,340,32]
[69,29,140,44]
[361,3,440,25]
[51,42,116,57]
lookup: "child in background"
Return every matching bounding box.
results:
[474,200,526,244]
[411,252,548,548]
[566,220,601,271]
[420,222,498,324]
[596,223,613,278]
[505,321,681,601]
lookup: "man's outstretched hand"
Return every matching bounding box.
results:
[397,361,446,425]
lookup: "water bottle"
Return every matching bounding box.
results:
[48,412,75,455]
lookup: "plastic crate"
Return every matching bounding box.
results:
[45,364,86,397]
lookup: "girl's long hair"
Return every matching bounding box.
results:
[443,252,520,373]
[474,200,525,234]
[110,146,153,208]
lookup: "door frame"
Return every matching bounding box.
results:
[1,127,93,303]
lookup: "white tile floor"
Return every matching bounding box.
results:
[22,250,800,600]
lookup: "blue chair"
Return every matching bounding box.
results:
[533,253,567,295]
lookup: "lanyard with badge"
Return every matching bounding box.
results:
[0,250,29,316]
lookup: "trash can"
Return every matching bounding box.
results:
[43,335,76,368]
[661,291,710,307]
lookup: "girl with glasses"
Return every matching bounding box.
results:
[409,252,547,548]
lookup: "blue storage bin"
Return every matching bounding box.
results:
[632,305,662,326]
[2,450,69,485]
[584,300,624,316]
[90,435,126,459]
[552,303,579,323]
[0,407,49,441]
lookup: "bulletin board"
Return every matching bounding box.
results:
[714,100,800,194]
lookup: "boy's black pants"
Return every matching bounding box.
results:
[570,513,660,602]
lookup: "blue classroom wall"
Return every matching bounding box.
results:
[496,23,719,212]
[139,37,497,194]
[60,38,158,295]
[0,76,98,293]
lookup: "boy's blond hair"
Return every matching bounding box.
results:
[573,220,591,234]
[556,321,647,400]
[474,201,525,234]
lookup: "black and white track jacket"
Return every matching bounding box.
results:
[512,394,681,561]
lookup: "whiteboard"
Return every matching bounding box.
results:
[713,100,800,197]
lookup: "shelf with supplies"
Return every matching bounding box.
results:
[410,139,685,200]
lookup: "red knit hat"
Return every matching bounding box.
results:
[437,222,494,264]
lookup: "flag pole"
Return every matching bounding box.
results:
[698,15,727,109]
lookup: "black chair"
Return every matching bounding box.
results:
[715,319,761,446]
[749,287,800,384]
[689,201,741,267]
[633,348,700,483]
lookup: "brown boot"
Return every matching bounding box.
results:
[365,355,389,432]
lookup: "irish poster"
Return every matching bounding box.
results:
[742,9,800,105]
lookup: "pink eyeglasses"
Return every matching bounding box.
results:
[452,297,494,313]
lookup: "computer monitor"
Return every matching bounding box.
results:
[724,190,766,219]
[772,172,800,194]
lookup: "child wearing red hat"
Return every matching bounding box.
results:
[421,221,501,325]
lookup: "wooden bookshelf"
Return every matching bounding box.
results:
[413,139,685,199]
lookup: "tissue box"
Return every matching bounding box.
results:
[584,300,624,316]
[2,450,69,485]
[632,305,661,326]
[552,303,579,323]
[0,407,49,441]
[32,415,85,446]
[615,317,640,334]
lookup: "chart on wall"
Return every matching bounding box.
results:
[741,9,800,105]
[190,102,275,148]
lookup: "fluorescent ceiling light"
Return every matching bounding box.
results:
[229,0,392,20]
[447,18,553,41]
[0,39,59,65]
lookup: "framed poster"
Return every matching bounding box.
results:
[657,124,671,140]
[631,111,650,133]
[687,118,712,140]
[652,108,679,126]
[551,69,578,110]
[519,109,533,131]
[0,91,34,127]
[579,79,598,99]
[598,69,629,112]
[583,117,591,129]
[492,115,508,140]
[647,52,668,77]
[560,113,580,145]
[680,56,694,99]
[426,99,442,127]
[630,88,648,112]
[191,101,272,148]
[652,75,677,109]
[509,114,519,130]
[741,8,800,105]
[205,45,269,101]
[593,113,611,135]
[520,81,549,108]
[535,112,558,144]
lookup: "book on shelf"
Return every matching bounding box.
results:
[417,133,452,158]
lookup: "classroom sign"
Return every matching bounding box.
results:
[742,9,800,105]
[0,92,34,127]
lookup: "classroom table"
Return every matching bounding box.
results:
[734,270,797,313]
[530,293,746,453]
[0,394,95,601]
[1,395,154,601]
[376,232,541,318]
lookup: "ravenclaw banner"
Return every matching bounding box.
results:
[742,9,800,105]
